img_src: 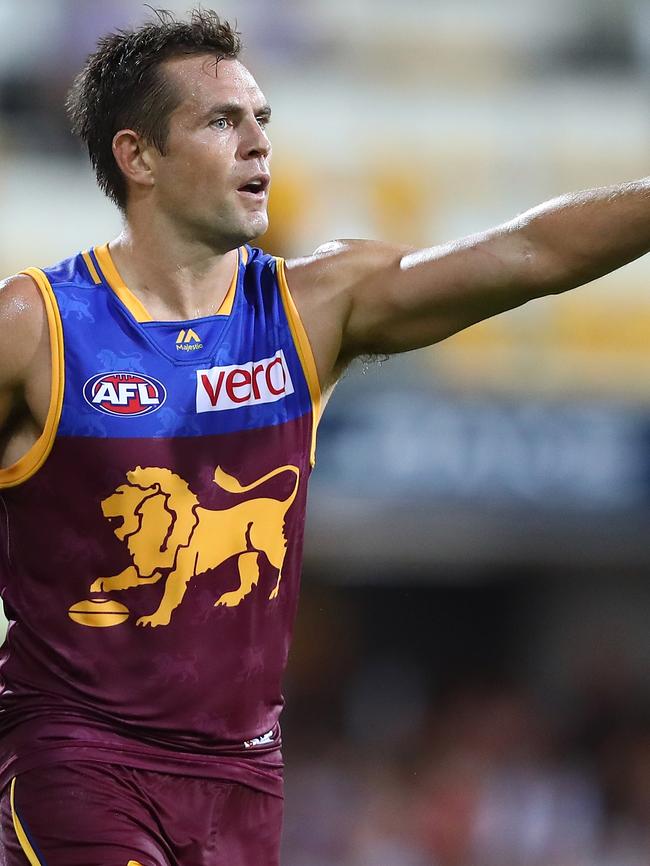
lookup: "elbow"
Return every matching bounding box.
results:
[513,235,574,299]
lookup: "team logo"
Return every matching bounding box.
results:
[176,328,203,352]
[83,371,166,417]
[196,349,294,413]
[69,463,300,628]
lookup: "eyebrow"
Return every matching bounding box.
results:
[203,101,272,121]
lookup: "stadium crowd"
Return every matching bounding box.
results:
[281,584,650,866]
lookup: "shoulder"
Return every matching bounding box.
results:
[282,238,413,329]
[284,239,408,295]
[0,271,46,308]
[0,272,48,334]
[274,240,411,389]
[0,273,49,386]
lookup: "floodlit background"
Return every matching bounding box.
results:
[2,0,650,863]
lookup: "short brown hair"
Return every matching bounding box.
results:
[67,8,241,210]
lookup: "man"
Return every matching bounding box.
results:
[0,7,647,865]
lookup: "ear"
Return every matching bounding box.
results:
[112,129,156,194]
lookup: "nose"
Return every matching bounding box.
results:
[239,117,271,160]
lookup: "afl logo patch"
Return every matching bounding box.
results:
[83,371,166,417]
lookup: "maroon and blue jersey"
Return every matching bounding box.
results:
[0,243,320,797]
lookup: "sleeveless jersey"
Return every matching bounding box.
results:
[0,243,320,797]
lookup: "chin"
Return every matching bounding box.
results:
[249,212,269,235]
[205,226,261,254]
[205,210,268,251]
[241,217,269,245]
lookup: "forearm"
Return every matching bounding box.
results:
[514,177,650,295]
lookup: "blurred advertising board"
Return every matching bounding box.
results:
[306,372,650,573]
[316,389,646,511]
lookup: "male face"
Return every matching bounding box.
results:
[147,55,272,252]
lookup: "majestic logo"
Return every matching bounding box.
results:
[71,463,300,628]
[83,372,166,417]
[176,328,203,352]
[196,350,294,413]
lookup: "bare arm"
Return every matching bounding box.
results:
[0,275,51,465]
[287,179,650,386]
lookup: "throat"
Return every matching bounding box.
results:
[144,296,227,322]
[105,239,239,323]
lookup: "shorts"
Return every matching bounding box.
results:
[0,760,283,866]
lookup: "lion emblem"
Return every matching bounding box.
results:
[89,464,300,628]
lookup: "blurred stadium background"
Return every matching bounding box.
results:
[2,0,650,863]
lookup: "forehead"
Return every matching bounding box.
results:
[164,55,266,115]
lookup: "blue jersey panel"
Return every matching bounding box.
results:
[46,246,313,439]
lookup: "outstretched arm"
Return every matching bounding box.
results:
[286,179,650,386]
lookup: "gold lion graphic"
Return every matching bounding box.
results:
[89,464,299,628]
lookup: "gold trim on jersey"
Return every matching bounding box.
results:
[214,247,242,316]
[10,777,44,866]
[81,250,101,285]
[93,244,244,321]
[0,269,65,489]
[94,244,153,322]
[275,257,321,466]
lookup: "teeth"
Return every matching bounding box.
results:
[240,178,265,193]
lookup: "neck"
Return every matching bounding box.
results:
[109,210,240,321]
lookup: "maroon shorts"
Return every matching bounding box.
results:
[0,761,283,866]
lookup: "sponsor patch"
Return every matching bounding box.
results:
[83,371,166,417]
[196,349,294,413]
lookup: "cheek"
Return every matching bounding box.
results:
[160,161,229,208]
[161,138,233,192]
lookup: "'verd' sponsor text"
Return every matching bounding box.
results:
[196,350,294,413]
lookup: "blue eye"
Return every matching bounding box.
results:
[212,118,229,130]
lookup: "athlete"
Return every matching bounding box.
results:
[0,7,648,866]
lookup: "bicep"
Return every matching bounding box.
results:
[285,241,405,389]
[342,225,544,357]
[286,227,545,384]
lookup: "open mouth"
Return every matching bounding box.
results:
[237,176,270,198]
